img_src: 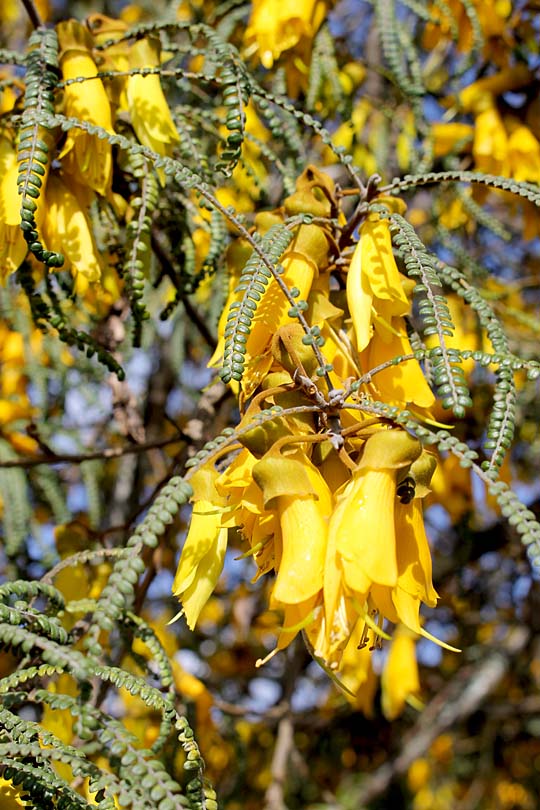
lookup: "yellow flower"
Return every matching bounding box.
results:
[347,212,409,353]
[85,14,130,110]
[173,468,229,629]
[0,134,28,280]
[254,449,332,604]
[126,36,180,181]
[458,65,532,114]
[346,209,435,410]
[392,501,439,632]
[174,167,448,696]
[430,122,474,158]
[331,430,422,596]
[0,779,25,810]
[210,211,330,398]
[41,173,102,282]
[244,0,328,69]
[473,100,508,176]
[57,20,114,196]
[507,119,540,184]
[381,625,420,719]
[359,321,436,409]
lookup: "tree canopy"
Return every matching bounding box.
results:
[0,1,540,808]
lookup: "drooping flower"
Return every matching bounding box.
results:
[173,166,446,708]
[210,168,334,398]
[125,36,180,180]
[41,173,102,283]
[330,430,422,596]
[347,207,436,410]
[57,20,114,196]
[0,134,28,280]
[0,778,26,810]
[253,449,332,605]
[347,208,409,352]
[244,0,328,70]
[381,624,421,720]
[172,467,229,629]
[85,14,130,109]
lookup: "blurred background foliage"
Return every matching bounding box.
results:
[0,0,540,808]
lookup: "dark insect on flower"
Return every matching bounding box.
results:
[397,476,416,504]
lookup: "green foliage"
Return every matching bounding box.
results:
[1,2,540,808]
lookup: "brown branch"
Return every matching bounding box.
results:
[0,434,187,469]
[264,716,295,810]
[263,639,308,810]
[19,0,42,28]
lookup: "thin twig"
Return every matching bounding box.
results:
[19,0,42,28]
[0,434,187,469]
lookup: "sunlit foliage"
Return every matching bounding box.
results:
[0,0,540,808]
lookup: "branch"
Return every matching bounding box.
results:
[19,0,42,28]
[264,716,295,810]
[263,639,308,810]
[0,434,187,469]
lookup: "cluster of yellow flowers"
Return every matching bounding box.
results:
[173,167,450,710]
[434,66,540,184]
[0,15,179,287]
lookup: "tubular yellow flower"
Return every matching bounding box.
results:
[392,499,439,626]
[381,625,420,720]
[173,468,230,629]
[126,36,180,179]
[274,453,332,604]
[57,20,114,196]
[0,135,28,280]
[473,101,508,176]
[85,14,130,109]
[430,122,474,158]
[359,322,436,409]
[41,174,102,282]
[253,450,332,604]
[244,0,328,69]
[333,467,399,594]
[210,219,329,397]
[507,119,540,184]
[331,430,422,595]
[347,214,409,353]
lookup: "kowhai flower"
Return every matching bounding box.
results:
[57,20,114,196]
[173,167,446,710]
